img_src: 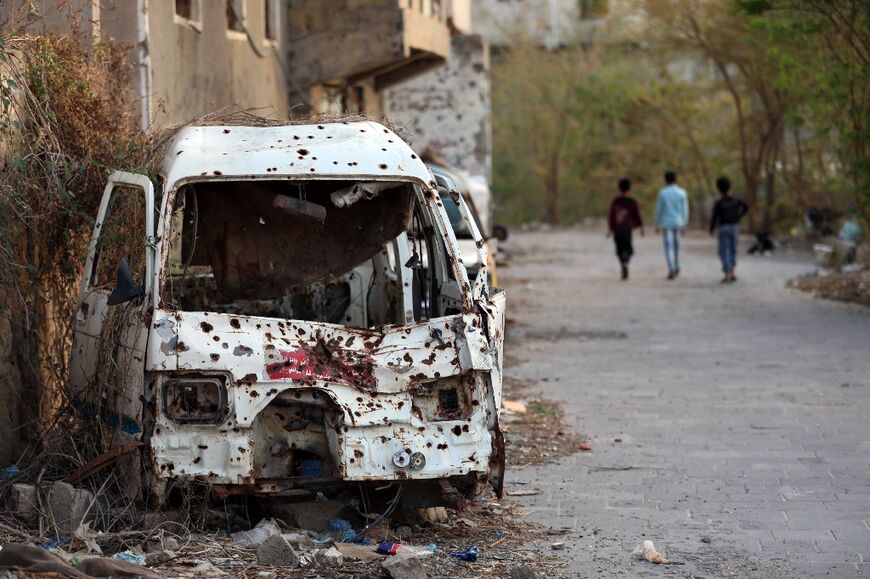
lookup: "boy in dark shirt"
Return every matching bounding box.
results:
[607,178,644,280]
[709,176,749,283]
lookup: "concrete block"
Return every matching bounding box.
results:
[256,534,299,566]
[8,483,38,525]
[47,481,94,536]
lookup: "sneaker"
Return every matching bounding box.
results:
[621,264,629,280]
[667,271,676,280]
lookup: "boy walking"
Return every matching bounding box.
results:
[655,171,689,279]
[710,176,748,283]
[607,178,644,280]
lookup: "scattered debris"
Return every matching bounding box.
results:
[506,489,541,496]
[578,443,593,452]
[231,518,282,547]
[450,546,478,562]
[551,542,565,550]
[334,542,382,562]
[502,400,528,414]
[111,550,146,566]
[701,536,713,544]
[788,267,870,306]
[632,540,669,564]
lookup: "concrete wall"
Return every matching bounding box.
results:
[141,0,289,127]
[384,34,490,180]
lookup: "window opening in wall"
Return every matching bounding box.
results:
[175,0,192,19]
[175,0,201,23]
[227,0,245,33]
[265,0,278,42]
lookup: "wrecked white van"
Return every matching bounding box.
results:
[68,121,505,506]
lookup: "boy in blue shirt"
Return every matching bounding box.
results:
[655,171,689,280]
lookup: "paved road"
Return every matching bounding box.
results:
[500,228,870,578]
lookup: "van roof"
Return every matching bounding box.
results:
[160,121,435,189]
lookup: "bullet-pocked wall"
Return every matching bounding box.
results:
[384,34,491,181]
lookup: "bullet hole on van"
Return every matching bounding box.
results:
[462,425,470,432]
[212,335,220,342]
[426,442,432,448]
[349,458,355,463]
[213,170,222,175]
[452,425,463,436]
[411,154,417,159]
[379,164,388,170]
[437,443,448,450]
[193,457,201,464]
[297,149,309,156]
[230,318,241,329]
[222,343,229,349]
[223,129,231,134]
[210,353,220,361]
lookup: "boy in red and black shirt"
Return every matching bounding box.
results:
[607,178,644,280]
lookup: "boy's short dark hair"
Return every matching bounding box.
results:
[716,176,731,194]
[664,171,677,184]
[618,178,631,193]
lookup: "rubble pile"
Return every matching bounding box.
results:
[0,489,565,578]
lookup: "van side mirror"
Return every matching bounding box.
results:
[107,258,145,305]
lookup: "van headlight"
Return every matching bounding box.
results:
[163,375,228,424]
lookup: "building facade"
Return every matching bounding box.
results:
[286,0,468,115]
[2,0,291,128]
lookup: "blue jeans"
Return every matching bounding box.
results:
[718,223,739,272]
[662,229,680,272]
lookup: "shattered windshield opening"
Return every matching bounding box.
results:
[163,179,422,326]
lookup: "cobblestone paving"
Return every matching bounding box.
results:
[500,228,870,578]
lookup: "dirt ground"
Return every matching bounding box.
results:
[497,227,870,578]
